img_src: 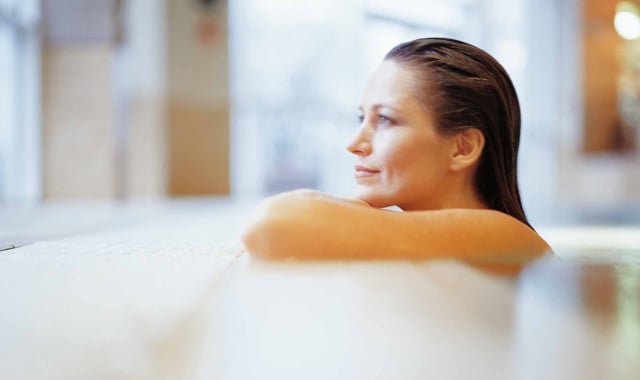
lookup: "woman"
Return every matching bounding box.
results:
[241,38,550,271]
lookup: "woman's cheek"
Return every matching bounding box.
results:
[372,131,398,164]
[375,132,407,172]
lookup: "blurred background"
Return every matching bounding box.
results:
[1,0,640,227]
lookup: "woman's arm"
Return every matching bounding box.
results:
[241,190,551,264]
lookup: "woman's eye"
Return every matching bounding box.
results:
[357,114,393,126]
[378,115,392,125]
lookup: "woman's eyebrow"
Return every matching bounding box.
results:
[375,103,399,112]
[358,103,402,113]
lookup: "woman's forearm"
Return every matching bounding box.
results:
[241,190,373,259]
[241,190,550,262]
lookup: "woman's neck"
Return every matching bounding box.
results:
[398,176,488,211]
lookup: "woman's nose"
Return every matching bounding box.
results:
[346,124,372,156]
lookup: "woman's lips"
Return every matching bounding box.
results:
[354,165,380,178]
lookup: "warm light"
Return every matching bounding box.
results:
[615,2,640,40]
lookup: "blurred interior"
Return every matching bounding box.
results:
[1,0,640,227]
[1,2,640,379]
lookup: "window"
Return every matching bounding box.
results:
[363,0,481,84]
[0,0,40,204]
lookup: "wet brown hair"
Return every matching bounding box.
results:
[385,37,531,227]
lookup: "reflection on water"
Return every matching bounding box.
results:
[613,264,640,378]
[515,253,640,380]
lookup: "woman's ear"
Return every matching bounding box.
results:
[450,128,485,172]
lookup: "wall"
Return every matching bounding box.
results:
[122,0,168,198]
[41,0,119,199]
[167,0,229,195]
[554,0,640,211]
[41,0,230,200]
[583,0,624,152]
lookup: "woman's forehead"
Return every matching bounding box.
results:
[366,60,415,92]
[360,60,426,112]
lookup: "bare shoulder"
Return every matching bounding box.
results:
[378,208,550,261]
[241,190,551,263]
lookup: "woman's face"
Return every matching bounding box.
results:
[347,60,457,210]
